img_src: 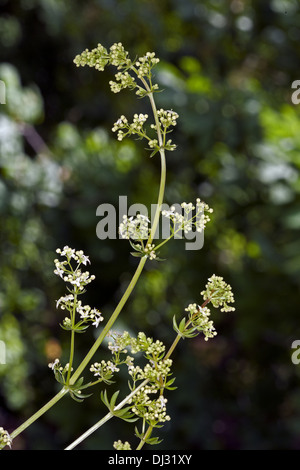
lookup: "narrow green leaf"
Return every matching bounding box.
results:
[179,317,186,332]
[110,390,120,409]
[149,148,159,158]
[100,390,110,409]
[130,252,144,258]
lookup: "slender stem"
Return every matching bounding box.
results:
[65,379,149,450]
[147,94,166,243]
[7,71,168,446]
[136,425,153,450]
[64,303,185,450]
[9,387,68,442]
[164,334,182,361]
[165,297,212,360]
[69,256,147,385]
[66,293,77,384]
[154,232,174,251]
[69,89,167,385]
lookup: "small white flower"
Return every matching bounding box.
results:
[92,314,103,328]
[48,358,60,370]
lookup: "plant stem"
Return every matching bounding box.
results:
[7,78,167,447]
[9,387,68,442]
[69,90,166,385]
[136,425,153,450]
[165,298,212,360]
[164,334,182,361]
[63,306,186,450]
[65,379,149,450]
[66,293,77,384]
[69,256,147,385]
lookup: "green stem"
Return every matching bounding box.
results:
[7,75,167,447]
[65,379,149,450]
[63,304,184,450]
[165,297,212,360]
[66,293,77,384]
[69,256,147,385]
[154,232,174,252]
[164,334,182,361]
[9,387,68,442]
[136,425,153,450]
[69,89,166,385]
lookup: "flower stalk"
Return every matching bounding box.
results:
[1,43,235,451]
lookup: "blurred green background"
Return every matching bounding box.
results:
[1,0,300,450]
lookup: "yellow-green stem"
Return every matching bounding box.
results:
[136,425,153,450]
[65,378,149,450]
[9,387,68,443]
[7,86,167,445]
[69,256,147,385]
[66,292,77,384]
[70,91,166,384]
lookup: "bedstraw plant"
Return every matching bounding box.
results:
[0,43,235,451]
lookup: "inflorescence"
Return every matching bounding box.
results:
[74,42,178,157]
[53,246,103,329]
[174,275,235,341]
[90,331,174,428]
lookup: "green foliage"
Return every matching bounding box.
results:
[100,390,138,423]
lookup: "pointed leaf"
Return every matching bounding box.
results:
[110,390,120,409]
[130,252,144,258]
[100,390,110,409]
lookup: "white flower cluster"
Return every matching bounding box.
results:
[135,52,160,78]
[77,303,103,327]
[48,359,72,373]
[109,49,160,96]
[109,42,131,68]
[90,360,120,376]
[107,331,154,355]
[73,43,109,71]
[56,294,103,328]
[106,331,170,382]
[74,42,162,99]
[54,246,95,291]
[56,246,90,265]
[162,199,213,234]
[111,114,128,139]
[129,358,172,383]
[144,243,156,260]
[54,247,103,329]
[74,43,132,72]
[111,106,179,155]
[112,113,148,141]
[157,108,179,128]
[94,331,173,426]
[113,440,132,450]
[109,71,136,93]
[0,427,12,449]
[119,214,150,240]
[185,303,217,341]
[129,385,171,424]
[147,108,179,153]
[201,274,235,312]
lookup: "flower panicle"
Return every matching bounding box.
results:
[54,247,103,330]
[174,276,235,341]
[113,440,132,450]
[162,198,213,234]
[201,274,235,312]
[74,42,160,94]
[91,331,174,428]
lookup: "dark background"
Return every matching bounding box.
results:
[0,0,300,450]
